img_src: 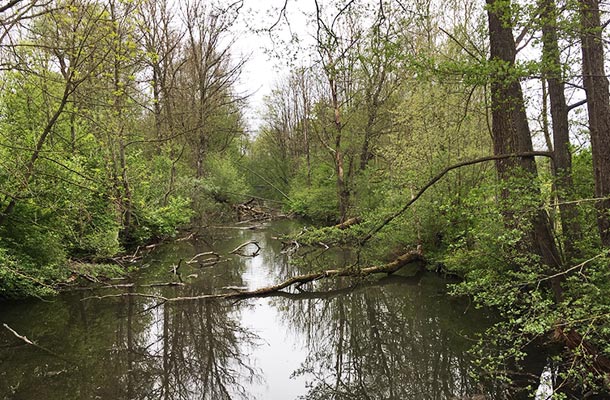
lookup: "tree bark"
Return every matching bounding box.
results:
[0,76,73,226]
[540,0,581,259]
[330,74,349,223]
[579,0,610,247]
[487,0,563,299]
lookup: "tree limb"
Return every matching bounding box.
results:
[359,152,554,246]
[3,323,73,364]
[0,0,22,13]
[567,98,587,111]
[230,240,260,257]
[83,250,424,303]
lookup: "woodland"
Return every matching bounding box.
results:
[1,0,610,396]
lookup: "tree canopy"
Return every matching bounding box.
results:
[1,0,610,395]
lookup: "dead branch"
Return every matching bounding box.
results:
[3,324,73,364]
[169,259,184,276]
[280,239,300,254]
[210,224,259,230]
[230,240,261,257]
[69,270,99,283]
[198,258,230,268]
[233,199,275,222]
[176,232,196,242]
[106,282,185,289]
[186,251,220,264]
[334,216,361,230]
[63,281,185,292]
[82,250,424,303]
[82,292,172,302]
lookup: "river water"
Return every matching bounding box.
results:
[0,220,548,399]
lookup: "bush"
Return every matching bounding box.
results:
[133,196,194,242]
[288,162,339,223]
[0,239,64,299]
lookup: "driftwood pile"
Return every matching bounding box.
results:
[233,198,277,222]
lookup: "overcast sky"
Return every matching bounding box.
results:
[232,0,315,132]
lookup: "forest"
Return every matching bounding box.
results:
[1,0,610,397]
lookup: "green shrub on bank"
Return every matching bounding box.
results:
[0,241,64,299]
[288,162,339,223]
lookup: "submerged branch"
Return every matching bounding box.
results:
[230,240,261,257]
[3,324,73,364]
[186,251,220,264]
[83,250,424,303]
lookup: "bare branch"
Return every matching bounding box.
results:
[0,0,22,13]
[359,152,554,245]
[567,98,587,111]
[82,250,424,303]
[230,240,260,257]
[3,324,73,363]
[439,27,481,62]
[268,0,288,32]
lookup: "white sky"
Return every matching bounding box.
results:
[232,0,315,133]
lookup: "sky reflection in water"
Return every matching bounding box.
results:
[0,221,515,399]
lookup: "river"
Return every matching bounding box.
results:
[0,220,551,399]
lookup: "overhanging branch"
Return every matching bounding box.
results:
[359,151,554,245]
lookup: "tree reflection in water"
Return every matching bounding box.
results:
[272,275,504,400]
[0,221,515,400]
[104,285,260,400]
[0,284,260,400]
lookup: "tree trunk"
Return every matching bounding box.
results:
[119,137,133,241]
[111,0,133,243]
[0,79,72,226]
[541,0,581,259]
[579,0,610,247]
[487,0,563,299]
[330,74,349,223]
[360,112,375,171]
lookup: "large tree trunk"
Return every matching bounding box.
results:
[540,0,581,259]
[487,0,563,298]
[579,0,610,247]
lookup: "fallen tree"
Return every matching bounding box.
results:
[83,250,424,303]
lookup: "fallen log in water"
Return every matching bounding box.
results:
[241,250,424,297]
[83,250,425,303]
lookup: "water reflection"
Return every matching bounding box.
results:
[0,290,259,400]
[1,221,506,399]
[271,275,500,400]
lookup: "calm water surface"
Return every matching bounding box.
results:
[0,221,542,399]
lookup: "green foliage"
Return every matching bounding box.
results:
[185,153,250,222]
[202,153,249,204]
[133,196,193,242]
[70,261,130,280]
[0,238,64,300]
[288,162,339,223]
[436,169,610,391]
[0,0,248,299]
[243,128,293,203]
[296,224,368,248]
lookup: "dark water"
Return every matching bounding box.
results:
[0,221,549,399]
